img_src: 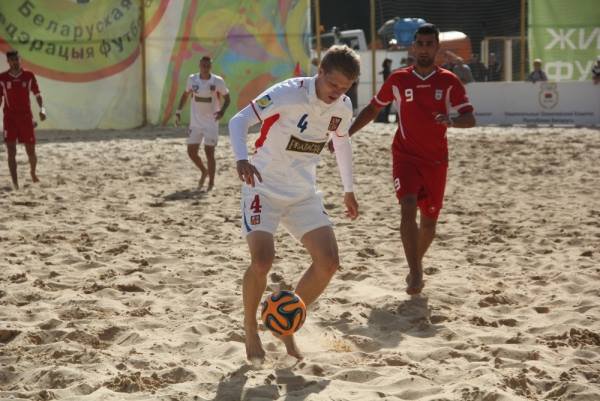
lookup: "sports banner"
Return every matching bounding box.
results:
[528,0,600,82]
[0,0,310,129]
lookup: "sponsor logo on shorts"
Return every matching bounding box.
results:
[328,116,342,131]
[394,177,401,191]
[250,215,261,225]
[256,94,273,110]
[435,89,443,100]
[286,135,327,154]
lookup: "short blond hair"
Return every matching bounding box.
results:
[320,45,360,81]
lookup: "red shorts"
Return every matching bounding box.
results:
[3,114,35,144]
[392,154,447,219]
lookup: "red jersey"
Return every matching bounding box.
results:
[372,66,473,164]
[0,69,40,115]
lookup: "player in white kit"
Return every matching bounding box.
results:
[228,45,360,362]
[176,56,230,191]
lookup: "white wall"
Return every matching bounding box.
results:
[467,81,599,126]
[357,79,600,126]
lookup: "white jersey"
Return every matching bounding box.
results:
[249,76,353,199]
[186,73,229,129]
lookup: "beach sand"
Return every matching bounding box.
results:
[0,124,599,400]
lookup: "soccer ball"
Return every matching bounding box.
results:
[261,290,307,336]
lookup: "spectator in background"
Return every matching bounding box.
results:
[376,58,393,122]
[452,57,474,84]
[468,54,487,82]
[487,53,502,81]
[440,50,454,71]
[526,59,548,83]
[592,56,600,85]
[309,57,319,76]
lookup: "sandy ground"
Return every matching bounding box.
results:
[0,124,599,401]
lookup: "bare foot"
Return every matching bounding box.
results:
[405,272,424,295]
[276,333,303,360]
[31,173,39,183]
[198,170,208,190]
[206,182,214,192]
[245,331,265,363]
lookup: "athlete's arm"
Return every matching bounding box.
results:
[348,103,382,136]
[331,133,358,219]
[331,134,353,193]
[31,74,45,121]
[214,93,230,120]
[434,112,475,128]
[228,105,262,186]
[436,77,476,128]
[175,91,191,127]
[36,94,45,121]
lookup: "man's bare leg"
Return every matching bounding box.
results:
[400,195,423,294]
[418,214,437,264]
[25,143,38,183]
[287,225,340,359]
[6,142,19,189]
[187,144,208,189]
[204,145,216,191]
[243,231,275,363]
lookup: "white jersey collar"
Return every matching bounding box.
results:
[308,76,318,103]
[411,66,437,81]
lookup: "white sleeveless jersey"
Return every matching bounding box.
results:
[249,76,353,199]
[186,73,229,129]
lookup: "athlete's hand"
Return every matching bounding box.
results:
[434,113,452,127]
[214,110,225,120]
[236,160,262,187]
[344,192,359,220]
[175,112,181,127]
[39,110,46,121]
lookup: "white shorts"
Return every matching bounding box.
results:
[240,185,331,241]
[187,126,218,146]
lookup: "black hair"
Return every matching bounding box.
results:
[6,50,19,59]
[414,23,439,43]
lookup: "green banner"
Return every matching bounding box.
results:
[528,0,600,81]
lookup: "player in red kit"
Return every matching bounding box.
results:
[347,24,475,295]
[0,50,46,189]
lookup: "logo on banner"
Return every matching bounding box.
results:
[539,83,558,109]
[435,89,443,100]
[328,116,342,131]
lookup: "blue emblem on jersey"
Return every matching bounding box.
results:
[192,84,199,92]
[256,94,273,110]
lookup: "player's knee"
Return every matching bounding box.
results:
[421,217,437,233]
[318,251,340,276]
[249,254,274,276]
[187,146,199,158]
[400,203,418,222]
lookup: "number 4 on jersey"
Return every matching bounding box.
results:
[250,194,262,213]
[297,113,308,133]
